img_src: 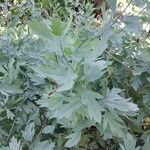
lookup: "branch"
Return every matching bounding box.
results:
[6,115,17,144]
[58,37,75,72]
[105,51,133,74]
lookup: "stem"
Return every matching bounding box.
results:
[6,116,16,144]
[58,37,75,72]
[105,51,132,74]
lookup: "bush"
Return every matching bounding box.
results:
[0,0,150,149]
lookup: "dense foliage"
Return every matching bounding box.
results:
[0,0,150,149]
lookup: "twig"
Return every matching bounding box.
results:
[137,4,147,16]
[137,21,150,43]
[6,116,17,144]
[105,51,132,74]
[58,37,75,72]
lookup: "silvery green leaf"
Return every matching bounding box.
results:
[84,60,111,82]
[81,90,104,123]
[55,69,77,92]
[120,133,140,150]
[131,76,142,90]
[33,63,77,91]
[123,16,142,33]
[29,19,53,40]
[74,119,94,131]
[9,137,21,150]
[43,94,63,111]
[31,140,54,150]
[103,112,124,137]
[78,29,95,40]
[42,125,55,134]
[6,110,15,120]
[65,131,81,147]
[1,84,22,94]
[22,122,35,141]
[141,48,150,62]
[53,97,81,119]
[106,0,117,14]
[51,18,63,36]
[74,36,108,62]
[142,140,150,150]
[103,88,139,113]
[133,0,146,7]
[46,38,62,55]
[86,37,108,62]
[81,89,103,105]
[87,99,102,123]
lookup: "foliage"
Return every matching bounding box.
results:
[0,0,150,149]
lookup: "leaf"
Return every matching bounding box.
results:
[74,36,108,62]
[53,97,82,119]
[123,16,142,33]
[6,110,15,120]
[38,93,63,111]
[31,140,55,150]
[65,131,81,147]
[9,137,21,150]
[131,76,142,90]
[29,19,53,40]
[87,99,102,123]
[55,69,77,92]
[141,48,150,62]
[1,83,22,94]
[106,0,117,14]
[32,63,77,91]
[142,141,150,150]
[42,125,55,134]
[74,119,94,131]
[51,18,63,36]
[103,88,139,113]
[64,47,73,56]
[84,60,111,82]
[103,111,125,137]
[133,0,146,7]
[86,37,108,62]
[78,29,95,40]
[22,122,35,141]
[81,90,104,123]
[120,133,140,150]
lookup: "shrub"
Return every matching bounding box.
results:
[0,0,150,149]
